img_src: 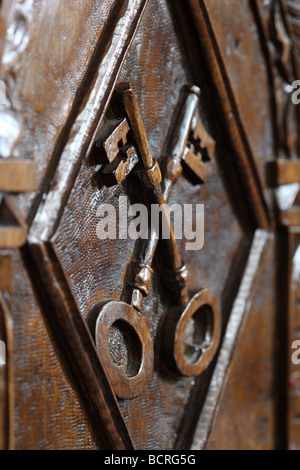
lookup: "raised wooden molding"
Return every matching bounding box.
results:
[180,0,272,229]
[265,159,300,226]
[0,291,14,450]
[0,197,27,249]
[190,230,271,450]
[3,0,294,450]
[28,0,149,237]
[267,160,300,187]
[288,231,300,449]
[281,207,300,227]
[26,0,149,450]
[27,242,134,450]
[0,160,36,192]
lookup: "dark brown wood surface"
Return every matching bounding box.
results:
[0,0,299,450]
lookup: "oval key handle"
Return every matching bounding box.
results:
[88,301,154,400]
[164,289,221,377]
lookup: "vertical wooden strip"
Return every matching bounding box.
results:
[0,292,14,450]
[183,0,271,229]
[190,230,271,449]
[288,230,300,449]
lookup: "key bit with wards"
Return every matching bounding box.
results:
[88,83,221,398]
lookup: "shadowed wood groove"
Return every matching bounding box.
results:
[23,242,134,450]
[183,0,272,230]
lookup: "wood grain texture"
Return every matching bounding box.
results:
[25,0,149,451]
[182,0,272,229]
[0,197,28,249]
[0,0,297,450]
[52,0,245,449]
[267,160,300,187]
[0,290,13,450]
[12,251,99,450]
[3,0,148,450]
[205,233,276,450]
[25,242,133,449]
[188,230,271,449]
[0,160,36,192]
[288,230,300,450]
[27,0,149,237]
[1,0,145,221]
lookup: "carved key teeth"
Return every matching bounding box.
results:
[99,145,139,186]
[95,117,130,163]
[93,117,139,185]
[182,118,215,183]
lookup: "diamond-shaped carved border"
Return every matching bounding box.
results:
[25,0,151,450]
[23,0,279,451]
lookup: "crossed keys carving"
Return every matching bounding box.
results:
[88,83,221,399]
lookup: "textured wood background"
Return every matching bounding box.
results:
[0,0,299,450]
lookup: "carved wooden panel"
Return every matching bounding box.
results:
[0,0,299,450]
[288,230,300,450]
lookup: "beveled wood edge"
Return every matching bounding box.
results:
[21,0,279,450]
[0,1,14,70]
[281,0,300,79]
[23,0,147,450]
[250,0,281,159]
[287,229,300,448]
[0,196,28,249]
[28,0,149,241]
[0,291,14,450]
[280,207,300,227]
[184,0,272,229]
[0,160,36,192]
[190,229,272,450]
[266,160,300,187]
[23,242,134,450]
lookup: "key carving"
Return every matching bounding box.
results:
[183,118,216,184]
[93,117,139,185]
[89,83,220,399]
